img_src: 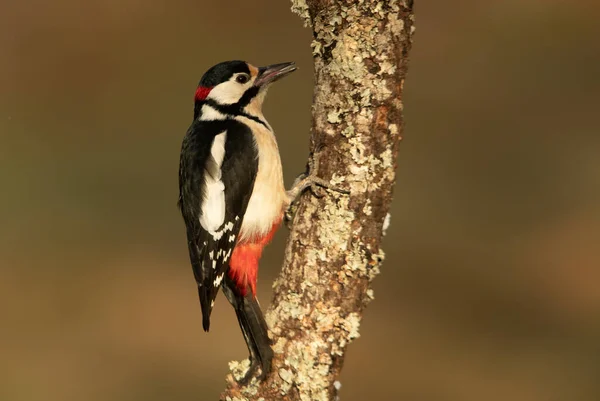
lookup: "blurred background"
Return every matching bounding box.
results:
[1,0,599,400]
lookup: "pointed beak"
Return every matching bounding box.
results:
[254,62,297,87]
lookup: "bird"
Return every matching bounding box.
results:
[178,60,331,384]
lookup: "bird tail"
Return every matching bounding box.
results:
[199,285,214,332]
[222,279,273,379]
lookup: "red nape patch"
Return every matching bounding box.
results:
[195,86,212,101]
[228,220,282,297]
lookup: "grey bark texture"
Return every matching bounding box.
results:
[220,1,415,400]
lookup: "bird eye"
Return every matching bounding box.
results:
[236,74,249,84]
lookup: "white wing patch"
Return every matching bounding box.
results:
[199,131,227,234]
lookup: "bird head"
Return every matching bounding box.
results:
[194,60,296,117]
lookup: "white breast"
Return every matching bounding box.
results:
[235,116,287,242]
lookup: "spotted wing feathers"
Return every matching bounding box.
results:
[179,119,257,331]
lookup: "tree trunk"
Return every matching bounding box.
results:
[220,1,414,399]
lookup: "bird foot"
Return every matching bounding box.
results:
[285,151,349,227]
[236,359,260,386]
[235,355,271,386]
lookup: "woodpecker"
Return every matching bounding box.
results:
[178,60,328,383]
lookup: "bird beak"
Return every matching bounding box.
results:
[254,62,297,87]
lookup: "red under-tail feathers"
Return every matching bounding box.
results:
[228,219,281,297]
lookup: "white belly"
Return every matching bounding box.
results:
[236,116,287,242]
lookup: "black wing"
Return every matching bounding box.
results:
[178,119,258,331]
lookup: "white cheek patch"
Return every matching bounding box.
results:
[207,81,244,104]
[199,131,227,233]
[206,74,255,105]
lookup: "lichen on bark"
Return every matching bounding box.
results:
[220,1,414,400]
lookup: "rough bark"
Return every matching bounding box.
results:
[220,1,414,400]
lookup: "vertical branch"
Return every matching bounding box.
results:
[221,0,414,399]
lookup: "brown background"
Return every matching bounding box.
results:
[1,1,599,400]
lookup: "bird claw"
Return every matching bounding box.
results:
[292,152,348,197]
[284,204,296,229]
[307,175,346,198]
[236,353,272,385]
[236,359,260,386]
[305,150,349,195]
[285,152,349,227]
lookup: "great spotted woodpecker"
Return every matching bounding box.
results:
[178,60,329,383]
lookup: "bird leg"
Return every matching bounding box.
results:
[285,152,349,226]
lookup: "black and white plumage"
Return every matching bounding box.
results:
[178,60,297,383]
[179,118,258,330]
